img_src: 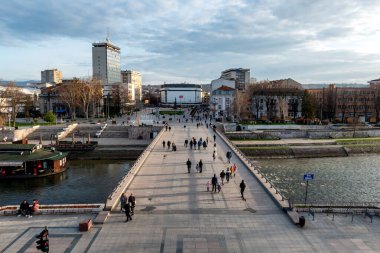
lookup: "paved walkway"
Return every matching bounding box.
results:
[1,123,379,252]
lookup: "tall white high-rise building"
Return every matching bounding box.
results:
[92,37,121,95]
[121,70,142,103]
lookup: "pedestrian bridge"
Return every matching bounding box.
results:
[86,123,380,252]
[105,124,289,215]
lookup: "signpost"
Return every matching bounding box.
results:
[303,173,314,206]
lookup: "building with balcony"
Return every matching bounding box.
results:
[41,69,62,84]
[92,37,121,95]
[121,70,142,103]
[211,86,236,120]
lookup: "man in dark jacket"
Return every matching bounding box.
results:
[124,202,132,222]
[220,170,226,185]
[128,193,136,215]
[18,200,31,217]
[211,174,218,192]
[226,151,232,163]
[186,159,192,173]
[240,180,246,200]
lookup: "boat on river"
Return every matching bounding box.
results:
[0,144,68,179]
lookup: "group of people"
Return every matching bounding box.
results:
[207,174,246,199]
[17,199,39,218]
[186,158,204,173]
[162,140,177,151]
[120,193,136,222]
[185,137,208,150]
[219,164,237,185]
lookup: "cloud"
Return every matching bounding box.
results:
[1,0,380,84]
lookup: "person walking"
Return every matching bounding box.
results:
[220,170,226,185]
[233,164,238,177]
[206,181,211,192]
[120,193,127,212]
[124,202,132,222]
[203,140,207,149]
[128,193,136,216]
[186,158,192,173]
[198,159,203,173]
[211,174,218,192]
[190,140,193,149]
[206,137,209,144]
[226,167,231,183]
[196,163,199,173]
[226,151,232,163]
[165,125,168,131]
[232,164,237,177]
[167,141,171,150]
[162,140,166,149]
[184,139,188,147]
[240,180,246,200]
[169,126,171,131]
[197,140,202,150]
[213,134,216,142]
[213,151,216,161]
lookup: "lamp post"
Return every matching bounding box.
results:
[8,114,11,128]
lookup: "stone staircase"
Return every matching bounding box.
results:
[27,126,67,140]
[100,125,129,138]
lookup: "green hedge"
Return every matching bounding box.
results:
[159,110,184,115]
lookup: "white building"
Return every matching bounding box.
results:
[160,84,202,105]
[121,70,142,103]
[211,86,236,119]
[92,37,121,95]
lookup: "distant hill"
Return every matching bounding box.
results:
[0,80,39,87]
[303,83,368,89]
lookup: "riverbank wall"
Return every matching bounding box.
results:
[68,145,147,160]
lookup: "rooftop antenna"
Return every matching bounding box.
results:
[106,28,110,42]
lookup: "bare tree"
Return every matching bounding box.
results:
[57,81,80,119]
[1,82,28,127]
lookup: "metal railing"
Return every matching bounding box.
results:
[216,129,289,205]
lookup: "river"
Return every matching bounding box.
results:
[254,155,380,204]
[0,160,133,206]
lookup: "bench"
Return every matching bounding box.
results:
[365,209,374,223]
[308,208,315,221]
[79,219,93,231]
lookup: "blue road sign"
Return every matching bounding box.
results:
[303,173,314,181]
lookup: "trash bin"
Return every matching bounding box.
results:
[299,216,305,228]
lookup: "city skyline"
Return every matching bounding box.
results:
[1,0,380,84]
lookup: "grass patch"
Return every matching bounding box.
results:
[230,138,279,141]
[336,137,380,144]
[239,146,289,150]
[159,110,184,115]
[344,143,380,148]
[15,122,64,127]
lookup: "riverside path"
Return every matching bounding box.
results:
[1,122,379,253]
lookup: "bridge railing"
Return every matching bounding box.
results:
[215,129,289,209]
[105,129,165,211]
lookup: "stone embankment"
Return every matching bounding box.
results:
[231,138,380,159]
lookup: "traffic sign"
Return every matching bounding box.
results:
[303,173,314,181]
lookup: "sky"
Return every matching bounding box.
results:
[0,0,380,85]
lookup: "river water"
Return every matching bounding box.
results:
[254,155,380,204]
[0,160,133,206]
